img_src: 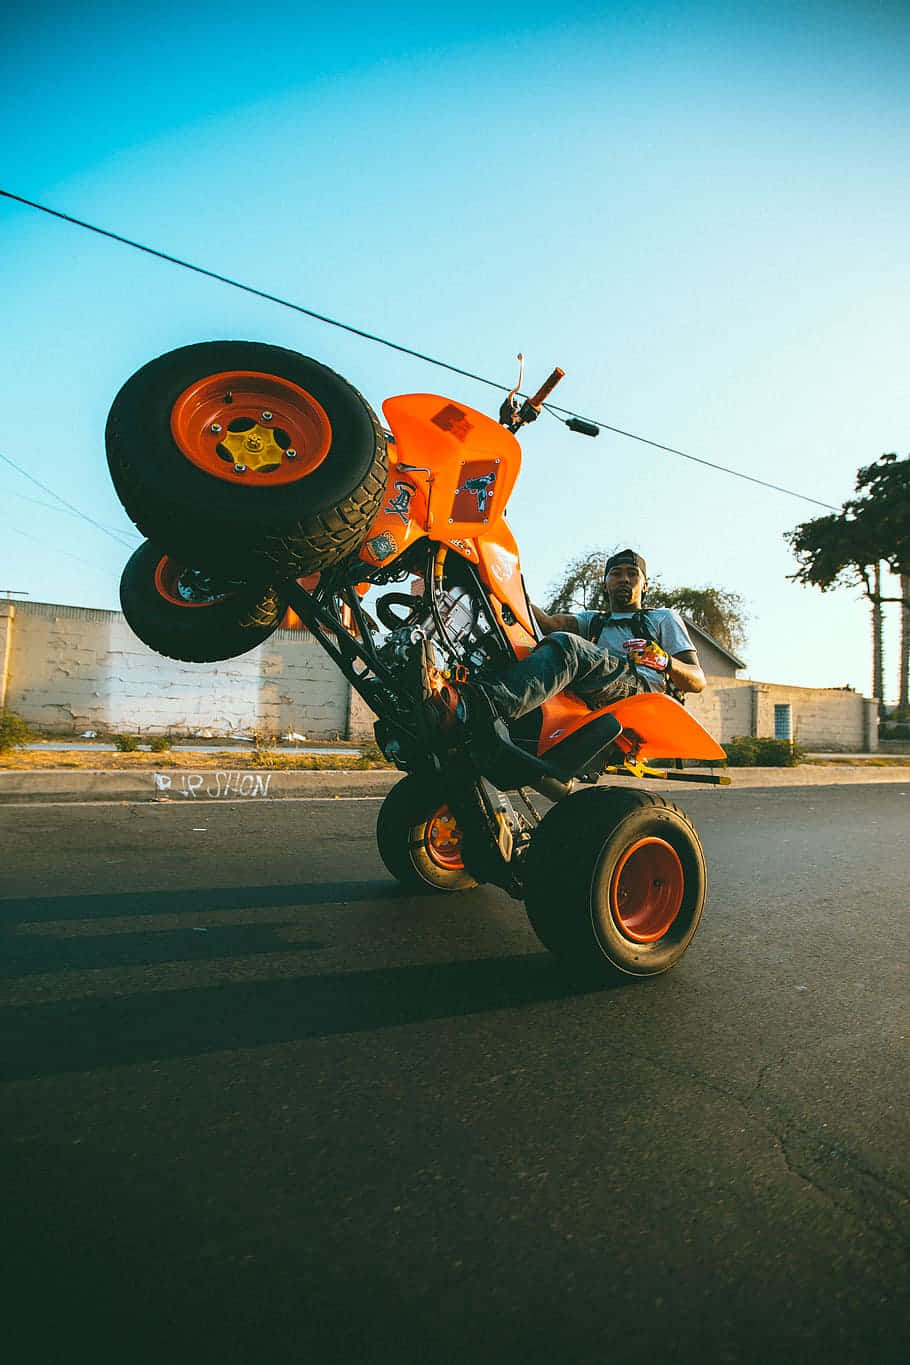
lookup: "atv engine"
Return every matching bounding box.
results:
[375,575,509,672]
[415,583,514,676]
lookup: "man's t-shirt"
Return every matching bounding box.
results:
[573,608,696,693]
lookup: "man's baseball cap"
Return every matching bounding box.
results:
[604,548,647,577]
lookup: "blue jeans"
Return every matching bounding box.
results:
[483,632,642,720]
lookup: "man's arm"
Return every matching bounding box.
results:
[667,649,706,695]
[531,604,580,635]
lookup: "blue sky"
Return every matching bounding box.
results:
[1,0,908,699]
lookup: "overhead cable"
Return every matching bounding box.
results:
[540,404,838,511]
[2,187,838,512]
[0,450,137,549]
[5,522,118,574]
[1,482,141,537]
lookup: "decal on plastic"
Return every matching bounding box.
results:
[367,530,399,562]
[431,404,474,442]
[453,462,498,520]
[384,480,416,524]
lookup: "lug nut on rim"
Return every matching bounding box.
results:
[210,423,222,433]
[233,463,246,474]
[286,448,297,459]
[260,410,273,421]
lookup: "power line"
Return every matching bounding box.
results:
[5,522,119,574]
[540,403,838,511]
[1,481,141,538]
[0,450,137,550]
[0,188,507,397]
[2,186,838,512]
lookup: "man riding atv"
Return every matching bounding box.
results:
[425,548,705,733]
[105,339,727,978]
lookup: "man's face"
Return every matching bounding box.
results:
[605,562,645,610]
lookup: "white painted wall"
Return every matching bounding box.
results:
[4,601,352,738]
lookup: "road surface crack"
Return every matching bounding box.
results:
[634,1051,909,1250]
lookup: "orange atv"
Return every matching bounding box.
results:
[107,341,727,981]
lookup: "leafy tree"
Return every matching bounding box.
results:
[543,552,609,614]
[543,551,748,653]
[646,580,747,654]
[786,452,910,705]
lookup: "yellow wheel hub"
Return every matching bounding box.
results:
[220,421,286,473]
[169,370,332,486]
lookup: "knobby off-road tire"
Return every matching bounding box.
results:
[377,775,481,893]
[523,786,706,980]
[106,341,388,578]
[120,540,286,663]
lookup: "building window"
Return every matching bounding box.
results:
[774,703,793,740]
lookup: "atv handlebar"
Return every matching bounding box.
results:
[499,365,566,431]
[527,367,566,411]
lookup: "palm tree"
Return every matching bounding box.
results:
[900,573,909,711]
[871,562,884,705]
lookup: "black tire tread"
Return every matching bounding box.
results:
[110,449,388,578]
[106,343,389,577]
[523,786,700,969]
[119,542,286,663]
[377,776,481,894]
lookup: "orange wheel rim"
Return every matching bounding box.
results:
[610,837,684,942]
[425,807,465,871]
[170,370,332,486]
[153,556,230,609]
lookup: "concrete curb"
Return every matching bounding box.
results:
[0,767,404,805]
[0,763,907,804]
[722,765,910,787]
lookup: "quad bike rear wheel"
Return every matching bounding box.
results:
[523,787,706,979]
[377,775,481,893]
[120,540,286,663]
[107,341,388,577]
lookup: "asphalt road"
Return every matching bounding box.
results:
[2,785,908,1364]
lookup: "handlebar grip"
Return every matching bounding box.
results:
[527,367,565,410]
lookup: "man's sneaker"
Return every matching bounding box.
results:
[426,676,463,733]
[437,677,504,753]
[405,636,466,743]
[405,637,503,747]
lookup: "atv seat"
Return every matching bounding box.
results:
[475,711,622,793]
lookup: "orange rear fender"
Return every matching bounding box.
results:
[537,690,724,763]
[605,692,725,763]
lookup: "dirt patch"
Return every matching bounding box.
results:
[0,748,392,772]
[803,755,910,768]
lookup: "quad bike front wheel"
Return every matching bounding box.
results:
[377,775,481,893]
[523,787,707,979]
[120,540,286,663]
[107,341,388,577]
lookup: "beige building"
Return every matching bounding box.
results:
[680,617,878,752]
[0,598,878,751]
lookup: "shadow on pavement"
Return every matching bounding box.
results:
[0,879,391,925]
[2,950,612,1082]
